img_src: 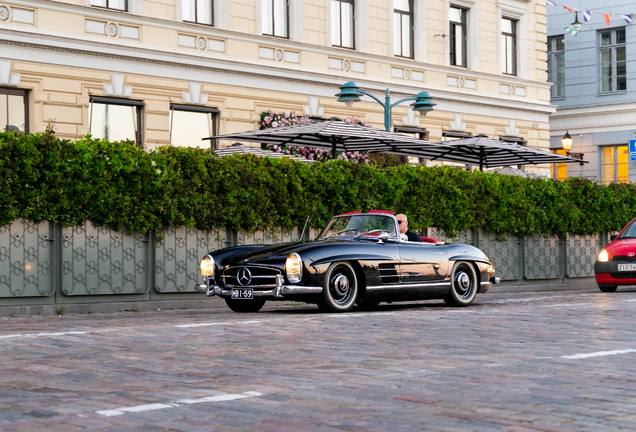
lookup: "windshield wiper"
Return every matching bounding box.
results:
[324,228,358,240]
[354,229,385,239]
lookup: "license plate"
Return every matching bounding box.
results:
[618,264,636,271]
[231,289,253,299]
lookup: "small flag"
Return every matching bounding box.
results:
[564,6,573,13]
[604,14,611,26]
[564,26,579,36]
[546,0,556,5]
[583,10,591,21]
[622,14,633,24]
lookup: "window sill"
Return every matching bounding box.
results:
[597,91,627,96]
[550,96,566,101]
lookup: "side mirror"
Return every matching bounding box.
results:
[377,232,389,243]
[610,234,618,241]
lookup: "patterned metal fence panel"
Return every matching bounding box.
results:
[428,228,475,245]
[524,235,562,280]
[0,219,55,298]
[155,228,229,293]
[565,234,598,278]
[237,227,304,246]
[479,232,522,281]
[61,223,150,295]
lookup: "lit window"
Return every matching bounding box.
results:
[91,0,127,12]
[0,88,28,133]
[501,17,517,76]
[182,0,213,26]
[393,0,413,58]
[89,97,143,145]
[552,149,567,180]
[449,6,467,67]
[262,0,288,38]
[600,28,626,93]
[170,105,220,148]
[331,0,355,49]
[602,145,628,184]
[548,36,565,98]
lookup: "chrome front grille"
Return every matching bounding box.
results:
[221,266,282,288]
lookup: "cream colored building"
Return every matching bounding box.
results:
[0,0,553,171]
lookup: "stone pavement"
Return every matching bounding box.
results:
[1,287,636,431]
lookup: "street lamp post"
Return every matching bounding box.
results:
[561,131,584,166]
[335,81,436,132]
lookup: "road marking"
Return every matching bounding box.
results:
[174,320,262,328]
[0,329,118,340]
[326,312,397,318]
[96,391,262,417]
[562,349,636,360]
[546,303,589,308]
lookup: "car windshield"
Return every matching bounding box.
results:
[618,219,636,239]
[319,214,397,239]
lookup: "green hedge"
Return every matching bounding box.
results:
[0,131,634,237]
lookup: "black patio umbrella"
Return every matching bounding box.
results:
[214,142,314,163]
[205,118,451,159]
[423,136,588,170]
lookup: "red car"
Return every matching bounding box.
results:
[595,217,636,292]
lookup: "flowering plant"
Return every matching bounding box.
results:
[260,110,369,163]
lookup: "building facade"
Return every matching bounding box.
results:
[547,0,636,183]
[1,0,552,170]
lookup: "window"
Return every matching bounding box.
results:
[0,88,28,133]
[449,6,467,67]
[548,36,565,98]
[182,0,213,26]
[552,149,567,180]
[331,0,355,49]
[393,0,413,58]
[600,28,626,93]
[262,0,288,38]
[89,97,143,146]
[501,18,517,76]
[170,105,220,149]
[602,145,628,184]
[91,0,127,12]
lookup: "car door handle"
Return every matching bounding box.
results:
[433,264,441,269]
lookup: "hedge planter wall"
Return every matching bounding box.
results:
[1,131,635,237]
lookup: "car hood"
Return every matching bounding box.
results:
[221,238,335,268]
[606,238,636,257]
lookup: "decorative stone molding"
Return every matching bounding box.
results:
[449,113,466,132]
[182,82,208,105]
[0,60,20,86]
[391,67,423,81]
[500,84,526,97]
[401,109,420,128]
[103,72,132,97]
[0,4,34,24]
[259,47,300,64]
[447,76,476,90]
[303,96,324,118]
[328,58,365,74]
[86,19,140,40]
[505,119,519,136]
[0,5,10,21]
[178,34,226,53]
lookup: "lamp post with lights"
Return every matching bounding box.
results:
[335,81,436,132]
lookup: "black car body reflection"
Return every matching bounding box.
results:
[196,212,499,313]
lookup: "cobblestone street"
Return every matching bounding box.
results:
[1,288,636,431]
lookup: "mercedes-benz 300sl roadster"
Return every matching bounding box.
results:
[195,212,500,313]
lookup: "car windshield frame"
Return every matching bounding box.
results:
[319,214,399,240]
[617,218,636,239]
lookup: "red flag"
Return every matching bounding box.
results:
[604,14,611,25]
[564,6,573,13]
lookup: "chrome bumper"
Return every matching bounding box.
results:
[194,275,322,299]
[478,277,500,294]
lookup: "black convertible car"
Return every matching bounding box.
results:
[196,212,499,312]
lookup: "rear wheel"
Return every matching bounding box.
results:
[224,298,266,313]
[444,261,478,307]
[317,262,358,312]
[598,284,618,293]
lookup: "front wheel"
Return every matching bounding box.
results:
[444,261,478,307]
[317,262,358,312]
[598,284,618,293]
[224,298,266,313]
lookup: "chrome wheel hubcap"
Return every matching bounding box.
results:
[333,274,349,296]
[454,270,473,299]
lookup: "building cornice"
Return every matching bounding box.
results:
[5,0,552,90]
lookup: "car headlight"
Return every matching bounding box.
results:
[200,255,215,280]
[598,249,609,262]
[285,253,302,284]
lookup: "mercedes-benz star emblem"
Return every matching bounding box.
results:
[237,267,251,286]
